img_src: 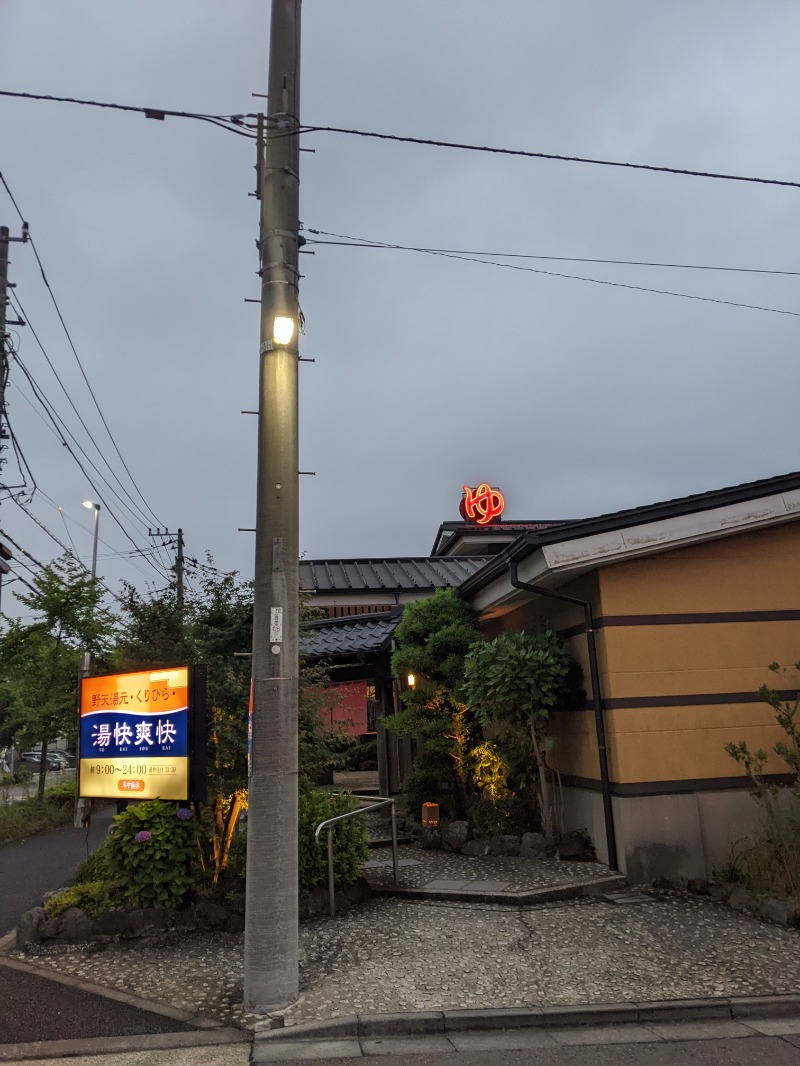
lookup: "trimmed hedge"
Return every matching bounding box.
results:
[298,790,369,896]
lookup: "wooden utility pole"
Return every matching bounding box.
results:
[244,0,302,1012]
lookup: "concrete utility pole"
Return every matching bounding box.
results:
[1,227,11,478]
[175,527,184,611]
[148,527,185,611]
[1,222,29,481]
[244,0,302,1011]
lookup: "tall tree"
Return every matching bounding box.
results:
[0,554,116,797]
[386,588,482,818]
[113,562,337,882]
[462,630,584,835]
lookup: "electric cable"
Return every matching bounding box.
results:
[33,492,156,583]
[296,125,800,190]
[0,92,255,139]
[1,172,167,528]
[2,92,796,187]
[306,229,800,317]
[305,230,800,277]
[8,301,167,540]
[5,356,170,581]
[10,346,166,548]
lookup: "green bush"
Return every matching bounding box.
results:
[399,750,460,821]
[468,793,539,839]
[224,830,247,891]
[44,880,114,919]
[73,841,112,885]
[298,790,369,896]
[0,797,72,846]
[44,782,77,809]
[104,800,198,910]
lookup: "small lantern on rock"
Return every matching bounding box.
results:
[421,802,439,828]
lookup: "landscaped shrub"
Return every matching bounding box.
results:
[723,662,800,910]
[44,782,77,809]
[468,793,538,839]
[104,800,199,910]
[399,752,457,821]
[44,880,114,919]
[298,790,369,896]
[73,841,113,884]
[0,797,72,846]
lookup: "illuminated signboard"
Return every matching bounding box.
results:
[460,483,506,526]
[78,666,204,801]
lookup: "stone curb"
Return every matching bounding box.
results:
[369,873,627,905]
[0,1027,251,1063]
[254,995,800,1042]
[0,954,228,1031]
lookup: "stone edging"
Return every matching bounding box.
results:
[254,994,800,1042]
[15,877,373,948]
[370,873,626,905]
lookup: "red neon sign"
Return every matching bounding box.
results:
[460,483,506,525]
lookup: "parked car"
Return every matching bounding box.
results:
[46,750,75,768]
[20,751,62,772]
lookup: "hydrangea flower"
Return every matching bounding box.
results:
[133,830,152,843]
[176,808,192,821]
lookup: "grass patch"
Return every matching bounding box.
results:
[0,795,73,846]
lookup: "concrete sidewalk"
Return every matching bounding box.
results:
[4,848,800,1035]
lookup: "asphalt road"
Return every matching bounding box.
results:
[0,961,196,1043]
[0,804,205,1048]
[0,803,114,934]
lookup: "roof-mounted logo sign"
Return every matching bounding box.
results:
[460,483,505,526]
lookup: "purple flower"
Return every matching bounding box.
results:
[133,830,152,843]
[176,808,192,821]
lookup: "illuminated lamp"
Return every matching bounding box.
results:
[421,802,439,828]
[272,315,296,346]
[406,673,416,688]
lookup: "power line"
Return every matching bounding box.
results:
[298,125,800,190]
[8,297,164,537]
[10,342,154,536]
[306,229,800,318]
[3,92,796,189]
[305,231,800,277]
[34,492,156,582]
[0,91,255,139]
[8,351,170,579]
[0,509,127,609]
[0,175,166,529]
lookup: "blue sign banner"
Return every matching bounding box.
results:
[80,706,188,759]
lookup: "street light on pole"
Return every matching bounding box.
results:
[82,500,101,579]
[75,499,101,830]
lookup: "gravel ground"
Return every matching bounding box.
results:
[11,890,800,1031]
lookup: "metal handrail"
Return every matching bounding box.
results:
[314,793,398,916]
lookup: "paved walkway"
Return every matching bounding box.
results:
[5,847,800,1034]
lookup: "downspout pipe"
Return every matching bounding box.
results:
[508,562,618,871]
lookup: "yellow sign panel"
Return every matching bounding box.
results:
[78,667,190,801]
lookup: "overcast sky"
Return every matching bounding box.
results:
[2,1,798,612]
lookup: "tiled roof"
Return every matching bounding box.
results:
[301,614,398,659]
[299,557,491,594]
[430,520,565,556]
